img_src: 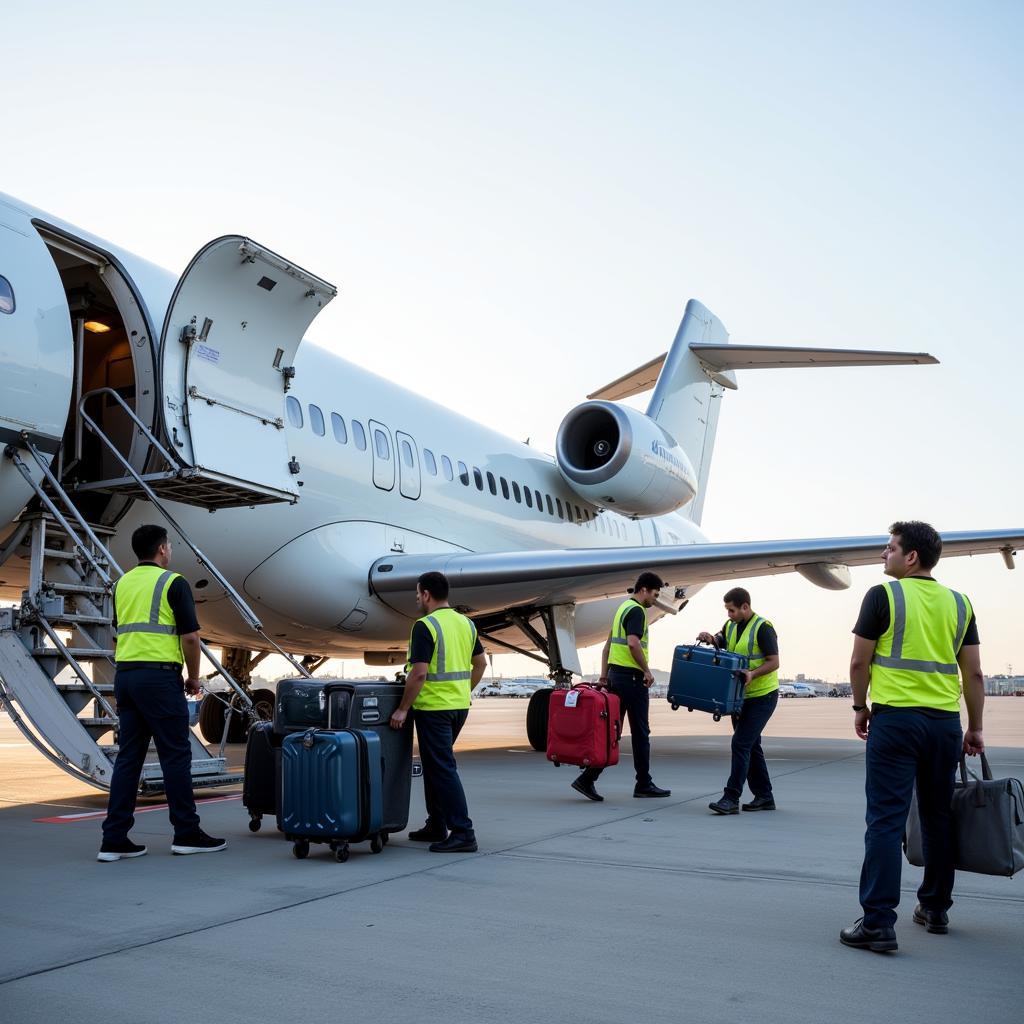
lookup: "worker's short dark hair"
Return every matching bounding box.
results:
[417,571,450,602]
[633,571,664,594]
[723,587,751,608]
[889,520,942,570]
[132,524,169,560]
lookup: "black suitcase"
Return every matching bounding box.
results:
[274,679,328,735]
[323,682,413,837]
[243,720,282,831]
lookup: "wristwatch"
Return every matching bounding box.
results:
[852,704,867,712]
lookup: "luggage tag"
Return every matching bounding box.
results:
[564,691,580,709]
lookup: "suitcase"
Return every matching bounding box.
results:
[273,679,328,734]
[323,682,413,837]
[667,643,748,720]
[280,727,385,862]
[546,684,622,769]
[242,720,282,832]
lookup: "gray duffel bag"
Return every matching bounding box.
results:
[905,753,1024,877]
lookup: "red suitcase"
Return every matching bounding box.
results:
[546,684,622,769]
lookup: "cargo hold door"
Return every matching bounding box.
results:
[159,237,336,506]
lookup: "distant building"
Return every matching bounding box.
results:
[985,675,1024,696]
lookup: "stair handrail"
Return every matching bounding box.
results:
[78,387,313,681]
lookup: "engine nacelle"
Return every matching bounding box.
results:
[555,401,697,517]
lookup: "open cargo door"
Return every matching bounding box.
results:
[159,237,336,506]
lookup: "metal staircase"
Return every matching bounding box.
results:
[0,392,313,794]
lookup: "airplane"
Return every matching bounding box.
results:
[1,189,1021,789]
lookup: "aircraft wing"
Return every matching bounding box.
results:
[369,529,1023,618]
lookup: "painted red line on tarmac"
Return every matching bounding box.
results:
[33,794,241,823]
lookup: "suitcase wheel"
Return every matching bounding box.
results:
[552,759,560,767]
[292,839,310,859]
[248,815,262,833]
[332,843,350,863]
[687,707,694,713]
[370,834,384,855]
[670,703,678,711]
[713,713,722,722]
[381,832,390,846]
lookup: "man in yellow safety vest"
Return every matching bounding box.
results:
[98,525,225,861]
[841,521,984,953]
[572,571,672,802]
[390,571,487,852]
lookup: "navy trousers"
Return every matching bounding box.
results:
[579,667,652,787]
[414,708,474,839]
[725,690,778,799]
[859,708,962,929]
[102,667,200,842]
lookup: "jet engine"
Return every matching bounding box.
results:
[555,401,697,517]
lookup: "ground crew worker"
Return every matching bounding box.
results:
[572,572,671,801]
[390,571,486,852]
[699,587,780,815]
[98,525,226,861]
[840,521,984,953]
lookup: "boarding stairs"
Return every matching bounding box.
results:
[0,394,313,794]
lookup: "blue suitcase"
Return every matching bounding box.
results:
[667,643,749,721]
[280,728,385,862]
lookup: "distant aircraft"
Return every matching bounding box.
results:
[1,190,1020,789]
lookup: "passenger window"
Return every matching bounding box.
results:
[352,420,367,451]
[400,439,414,468]
[442,455,454,482]
[0,275,14,314]
[458,461,469,486]
[286,395,304,429]
[523,486,532,508]
[500,477,510,500]
[556,498,564,519]
[511,481,520,503]
[575,505,582,524]
[331,413,348,445]
[486,471,497,496]
[423,449,437,476]
[473,467,484,491]
[309,404,326,437]
[374,429,391,460]
[536,490,543,512]
[545,494,553,516]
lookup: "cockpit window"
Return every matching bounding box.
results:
[0,275,14,314]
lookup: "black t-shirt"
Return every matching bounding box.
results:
[852,579,979,645]
[409,618,485,665]
[112,563,200,636]
[717,618,779,657]
[621,606,646,639]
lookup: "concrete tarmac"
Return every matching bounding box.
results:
[1,701,1022,1023]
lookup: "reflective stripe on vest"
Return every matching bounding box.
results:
[869,579,970,711]
[725,613,778,698]
[409,608,477,710]
[114,565,184,663]
[608,598,648,671]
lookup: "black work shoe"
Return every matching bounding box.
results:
[709,796,740,815]
[913,903,949,934]
[742,796,777,812]
[429,834,478,853]
[171,829,227,855]
[408,824,448,842]
[634,784,671,798]
[839,918,898,953]
[97,838,148,862]
[571,777,604,802]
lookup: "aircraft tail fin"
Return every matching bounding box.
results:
[587,299,937,526]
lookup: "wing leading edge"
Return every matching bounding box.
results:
[369,530,1024,618]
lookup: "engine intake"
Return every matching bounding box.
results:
[555,401,697,518]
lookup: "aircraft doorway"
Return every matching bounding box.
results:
[369,419,396,492]
[396,430,421,500]
[36,227,156,524]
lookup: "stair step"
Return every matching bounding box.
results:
[35,647,115,659]
[99,744,119,757]
[44,581,109,596]
[48,612,110,625]
[56,681,115,694]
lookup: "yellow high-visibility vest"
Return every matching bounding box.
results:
[608,598,648,671]
[114,564,184,664]
[408,607,477,710]
[725,614,778,698]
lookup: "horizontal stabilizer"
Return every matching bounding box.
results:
[589,344,937,400]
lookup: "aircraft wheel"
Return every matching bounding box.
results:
[293,840,310,859]
[250,688,276,723]
[370,834,384,854]
[198,692,227,743]
[526,688,553,752]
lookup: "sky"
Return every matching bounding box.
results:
[3,2,1022,682]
